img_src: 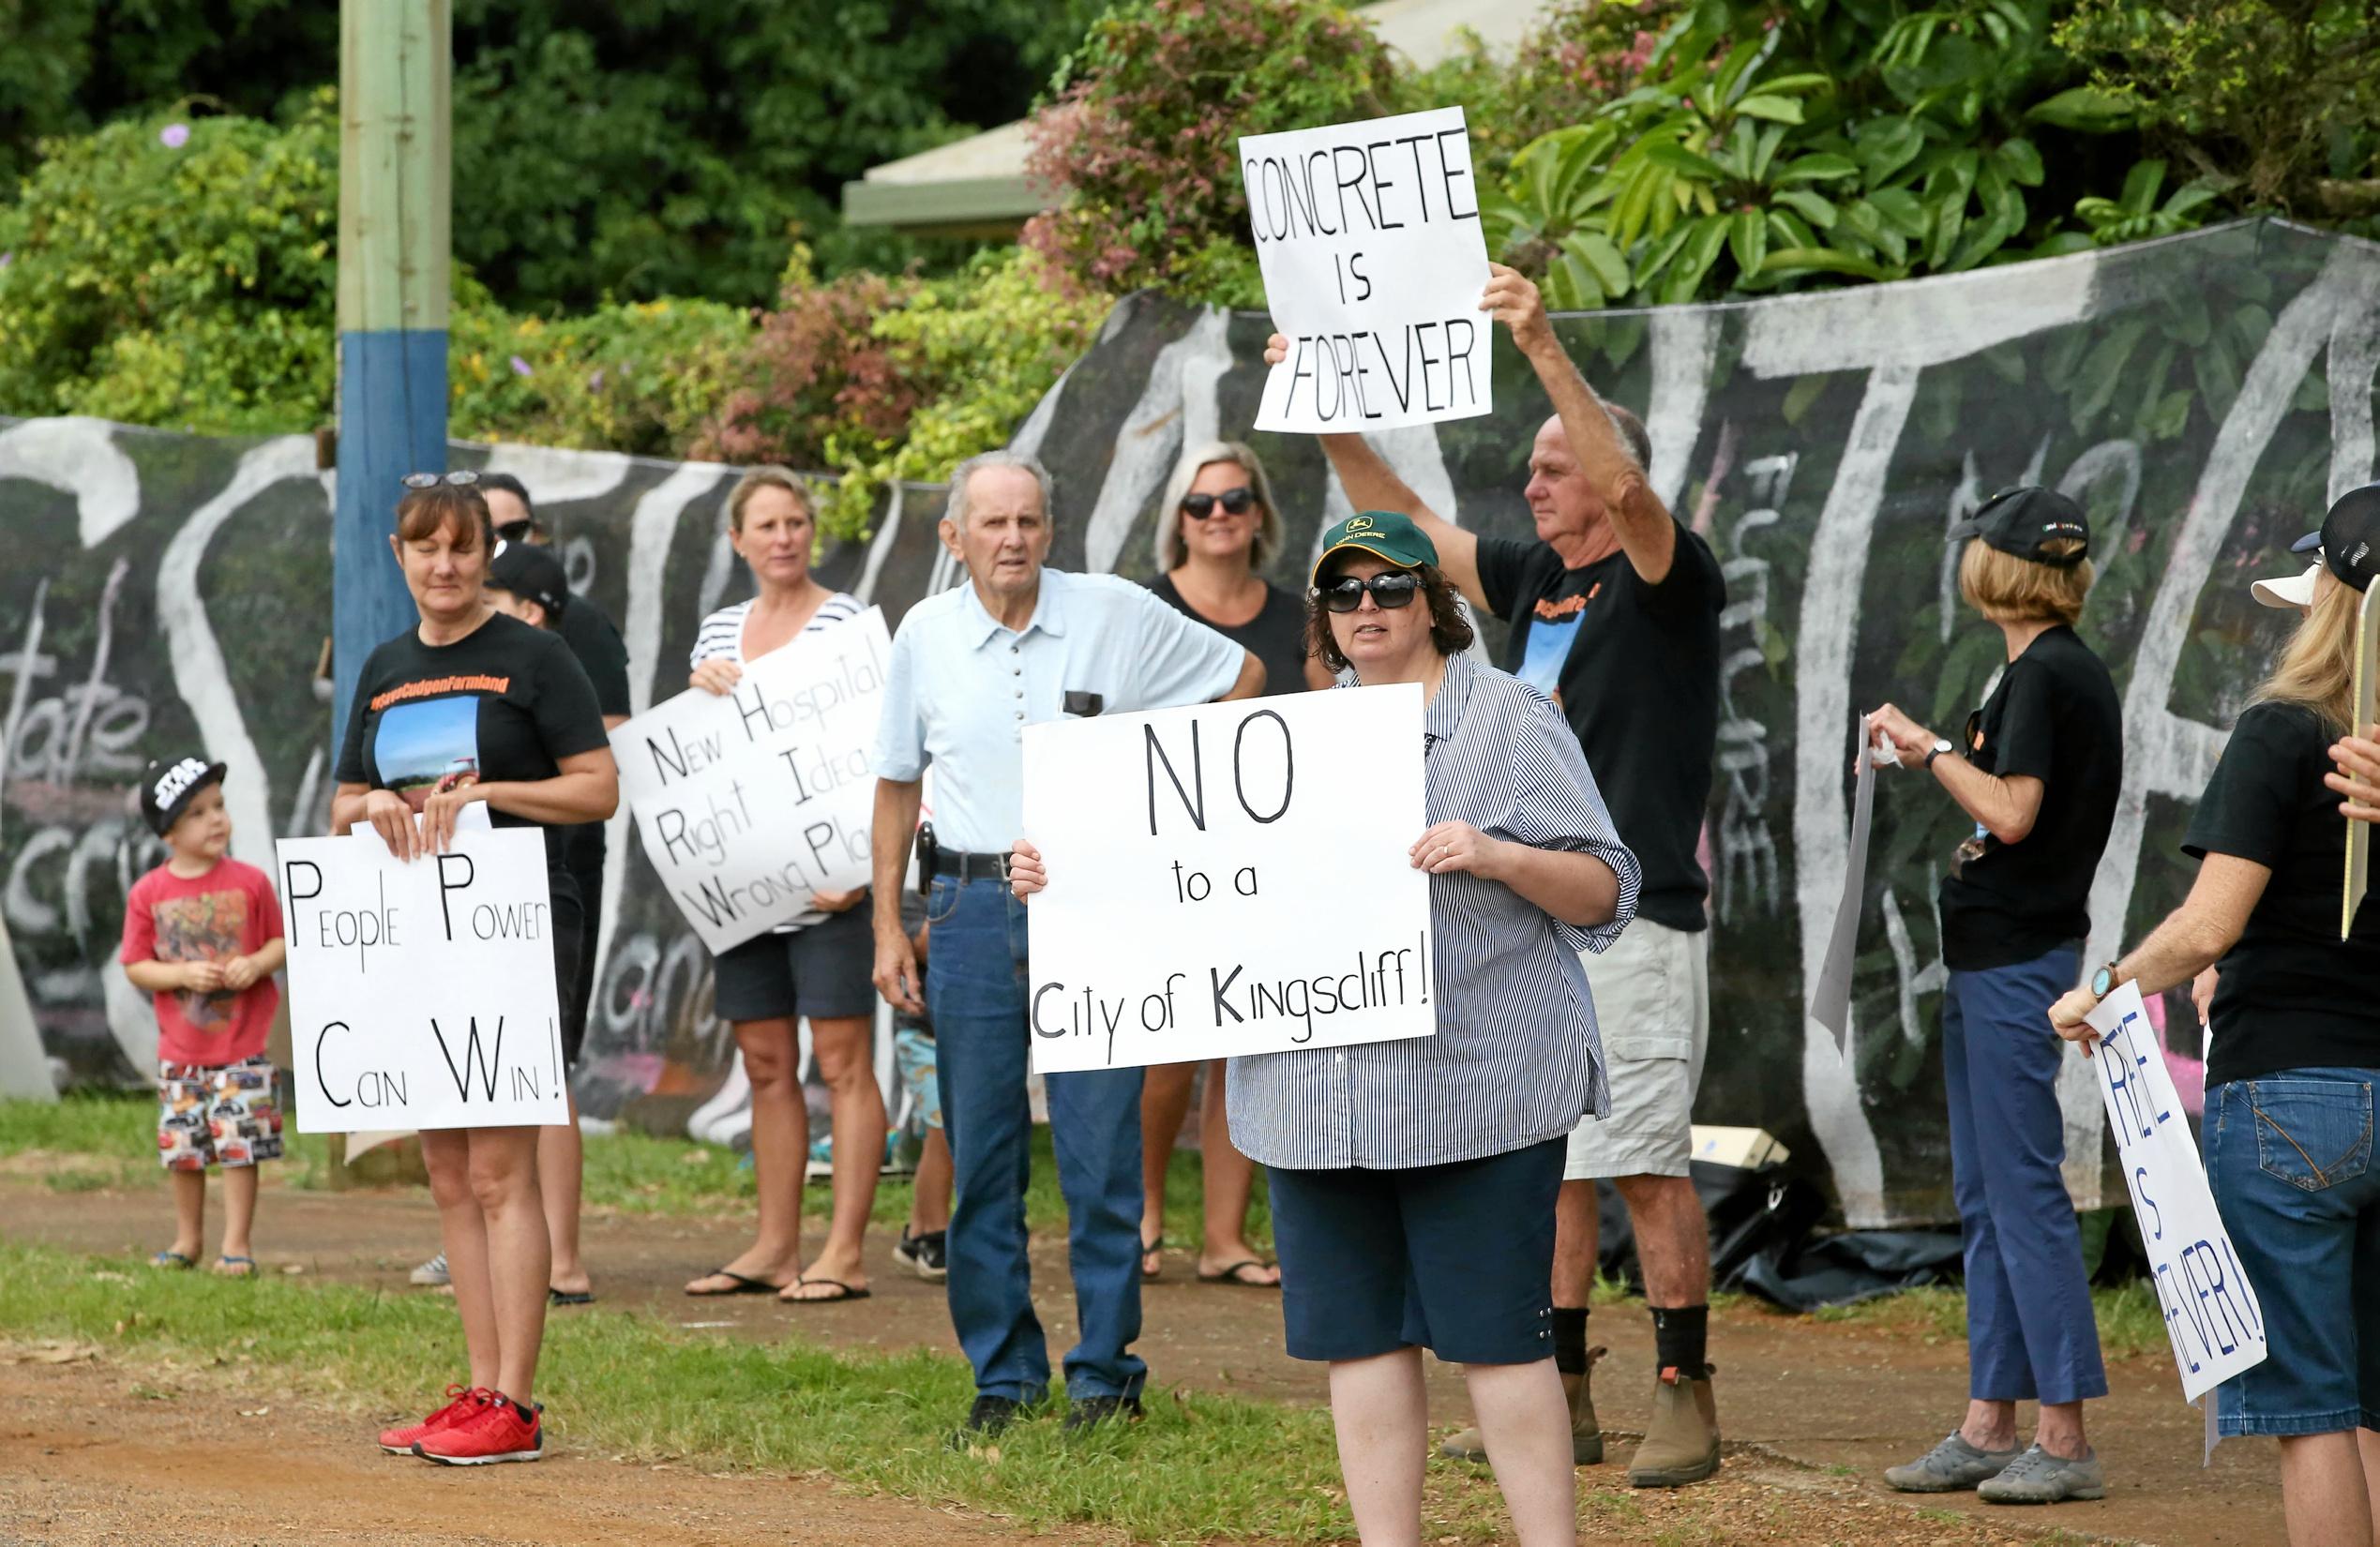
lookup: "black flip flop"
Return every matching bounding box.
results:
[685,1269,782,1297]
[549,1287,595,1306]
[1197,1259,1281,1289]
[781,1277,872,1304]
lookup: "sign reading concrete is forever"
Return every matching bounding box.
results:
[1242,106,1493,434]
[279,828,567,1133]
[2083,983,2268,1401]
[1021,684,1434,1073]
[610,608,890,952]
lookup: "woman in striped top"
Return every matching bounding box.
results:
[1010,511,1639,1547]
[681,467,883,1305]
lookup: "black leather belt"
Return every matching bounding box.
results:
[930,849,1009,883]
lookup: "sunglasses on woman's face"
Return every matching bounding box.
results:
[401,470,480,489]
[1317,572,1423,613]
[1182,487,1257,519]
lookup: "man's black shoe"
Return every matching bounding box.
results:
[1062,1394,1144,1434]
[947,1394,1019,1450]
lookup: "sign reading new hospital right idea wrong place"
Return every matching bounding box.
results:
[1243,106,1494,434]
[1020,684,1435,1074]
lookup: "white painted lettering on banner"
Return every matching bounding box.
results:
[279,828,566,1133]
[1243,107,1493,434]
[1021,684,1434,1073]
[611,608,890,951]
[2084,984,2267,1401]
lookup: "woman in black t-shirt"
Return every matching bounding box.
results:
[1134,441,1325,1288]
[1864,488,2115,1503]
[2055,485,2380,1539]
[332,478,618,1466]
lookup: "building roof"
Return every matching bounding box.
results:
[842,0,1556,234]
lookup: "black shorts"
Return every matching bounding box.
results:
[546,870,585,1068]
[561,861,603,1069]
[710,902,877,1024]
[1267,1136,1564,1365]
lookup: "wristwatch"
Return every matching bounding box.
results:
[1922,738,1955,769]
[2090,961,2121,999]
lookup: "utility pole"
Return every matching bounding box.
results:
[333,0,451,734]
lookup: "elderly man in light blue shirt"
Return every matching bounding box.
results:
[870,449,1262,1441]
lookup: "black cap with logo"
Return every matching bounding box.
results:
[487,537,570,620]
[1946,486,2091,567]
[2314,483,2380,594]
[140,756,226,837]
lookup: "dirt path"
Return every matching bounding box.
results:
[2,1176,2285,1545]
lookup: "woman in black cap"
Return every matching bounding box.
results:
[2059,483,2380,1545]
[1863,487,2117,1505]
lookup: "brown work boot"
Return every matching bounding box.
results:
[1626,1363,1720,1487]
[1437,1345,1607,1464]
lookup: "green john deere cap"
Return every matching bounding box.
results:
[1311,510,1439,588]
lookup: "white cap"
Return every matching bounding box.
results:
[2252,563,2321,610]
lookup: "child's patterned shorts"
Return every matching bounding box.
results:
[157,1056,283,1171]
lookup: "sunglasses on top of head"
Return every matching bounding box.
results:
[401,470,480,490]
[1181,487,1257,519]
[1316,572,1423,612]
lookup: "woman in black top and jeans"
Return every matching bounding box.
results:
[334,477,619,1464]
[2056,484,2380,1547]
[1137,441,1327,1288]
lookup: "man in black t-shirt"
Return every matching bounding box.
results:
[1265,263,1725,1487]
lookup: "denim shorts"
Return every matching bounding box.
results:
[2204,1067,2380,1436]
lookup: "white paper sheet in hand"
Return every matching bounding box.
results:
[2083,983,2268,1402]
[1243,106,1494,433]
[1020,684,1434,1073]
[1807,716,1882,1054]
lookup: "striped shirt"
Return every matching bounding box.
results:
[689,590,865,933]
[1228,652,1641,1171]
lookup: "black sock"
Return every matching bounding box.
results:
[1650,1304,1708,1374]
[1552,1306,1589,1375]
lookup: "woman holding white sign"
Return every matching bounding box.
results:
[681,466,885,1305]
[333,474,620,1465]
[2054,485,2380,1547]
[1137,441,1330,1290]
[1011,511,1639,1547]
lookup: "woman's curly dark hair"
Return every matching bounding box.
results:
[1306,562,1474,674]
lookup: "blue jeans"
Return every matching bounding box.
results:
[2205,1068,2380,1436]
[926,876,1147,1402]
[1942,949,2108,1404]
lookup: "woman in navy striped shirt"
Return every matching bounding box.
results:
[1012,511,1638,1546]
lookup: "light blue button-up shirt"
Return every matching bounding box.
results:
[872,569,1248,853]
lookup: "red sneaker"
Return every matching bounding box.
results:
[378,1386,485,1455]
[414,1392,543,1465]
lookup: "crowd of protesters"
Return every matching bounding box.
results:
[111,265,2380,1546]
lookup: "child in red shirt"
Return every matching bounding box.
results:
[119,756,287,1277]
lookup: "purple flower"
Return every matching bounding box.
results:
[0,252,11,269]
[588,368,606,391]
[508,354,533,378]
[159,123,191,149]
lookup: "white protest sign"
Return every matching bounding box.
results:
[1021,684,1434,1073]
[279,828,566,1133]
[610,608,891,952]
[2084,983,2268,1401]
[1243,106,1493,434]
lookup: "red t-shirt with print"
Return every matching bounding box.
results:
[118,858,285,1067]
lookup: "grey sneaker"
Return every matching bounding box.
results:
[1884,1432,2023,1493]
[409,1251,450,1287]
[1976,1444,2105,1504]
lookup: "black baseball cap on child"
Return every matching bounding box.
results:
[140,756,226,837]
[487,537,570,620]
[1946,486,2091,566]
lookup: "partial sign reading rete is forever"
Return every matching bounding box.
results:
[278,828,567,1133]
[1021,684,1435,1074]
[1243,105,1494,434]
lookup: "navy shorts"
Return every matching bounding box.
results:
[710,901,877,1024]
[1267,1136,1564,1365]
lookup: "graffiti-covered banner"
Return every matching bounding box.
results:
[5,219,2376,1223]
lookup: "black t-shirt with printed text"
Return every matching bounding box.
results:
[2184,700,2380,1086]
[555,593,631,877]
[1476,523,1724,933]
[336,612,610,874]
[1936,625,2123,970]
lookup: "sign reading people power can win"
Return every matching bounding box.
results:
[610,608,890,952]
[1243,106,1493,434]
[1021,684,1435,1074]
[279,828,567,1132]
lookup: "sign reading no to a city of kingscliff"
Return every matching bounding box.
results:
[1020,684,1436,1074]
[610,608,890,952]
[1242,106,1494,434]
[279,829,567,1133]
